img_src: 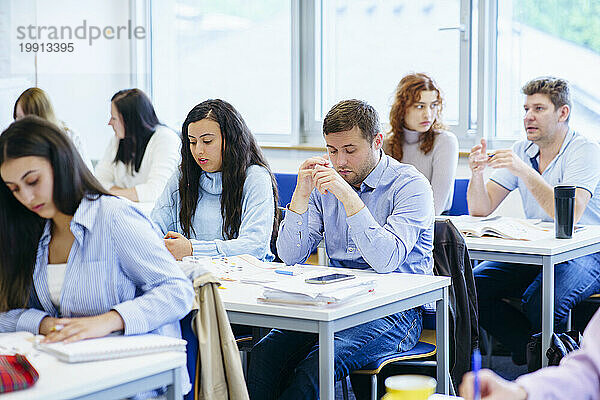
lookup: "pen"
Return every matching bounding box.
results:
[275,269,294,276]
[488,153,495,158]
[473,348,481,400]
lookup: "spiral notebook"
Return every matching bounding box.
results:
[35,334,186,363]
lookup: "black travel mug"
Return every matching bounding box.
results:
[554,185,576,239]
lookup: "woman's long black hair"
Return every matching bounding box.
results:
[111,89,161,173]
[178,99,280,242]
[0,116,109,311]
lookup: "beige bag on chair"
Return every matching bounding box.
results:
[193,273,249,400]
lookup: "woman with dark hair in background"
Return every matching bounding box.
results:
[384,73,459,215]
[95,88,180,203]
[151,99,278,262]
[0,116,194,396]
[14,87,92,169]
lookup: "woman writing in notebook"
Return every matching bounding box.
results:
[95,88,180,203]
[384,73,459,215]
[151,99,279,261]
[0,117,194,347]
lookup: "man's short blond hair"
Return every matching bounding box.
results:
[522,77,571,121]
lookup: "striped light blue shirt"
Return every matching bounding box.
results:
[0,195,194,335]
[277,152,435,275]
[0,195,194,394]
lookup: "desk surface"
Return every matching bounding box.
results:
[456,222,600,256]
[220,266,450,322]
[2,337,186,400]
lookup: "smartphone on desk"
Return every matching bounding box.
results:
[305,273,355,284]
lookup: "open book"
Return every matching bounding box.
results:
[449,215,551,241]
[35,334,186,363]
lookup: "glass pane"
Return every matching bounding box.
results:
[496,0,600,140]
[321,0,461,126]
[151,0,292,135]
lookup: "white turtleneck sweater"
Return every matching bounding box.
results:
[385,128,459,214]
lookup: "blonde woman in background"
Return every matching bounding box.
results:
[14,87,92,169]
[384,73,459,215]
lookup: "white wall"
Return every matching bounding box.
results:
[1,0,136,161]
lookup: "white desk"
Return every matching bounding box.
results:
[2,338,186,400]
[461,223,600,367]
[220,266,451,399]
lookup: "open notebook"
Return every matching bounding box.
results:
[35,334,186,363]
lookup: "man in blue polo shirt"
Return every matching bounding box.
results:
[247,99,435,399]
[467,76,600,365]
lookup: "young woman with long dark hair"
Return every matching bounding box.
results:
[0,116,193,395]
[385,73,459,214]
[151,99,279,261]
[95,88,180,203]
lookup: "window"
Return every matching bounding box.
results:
[151,0,293,141]
[149,0,598,149]
[320,0,466,128]
[150,0,474,146]
[494,0,600,142]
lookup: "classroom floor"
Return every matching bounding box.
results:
[490,356,528,381]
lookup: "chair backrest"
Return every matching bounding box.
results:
[447,178,469,216]
[433,218,479,385]
[274,173,297,208]
[180,311,198,400]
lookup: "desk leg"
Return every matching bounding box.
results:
[436,287,450,394]
[319,322,335,400]
[542,256,555,368]
[166,366,183,400]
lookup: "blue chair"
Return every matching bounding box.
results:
[274,173,297,208]
[180,311,254,400]
[341,311,438,400]
[180,311,198,400]
[447,178,469,216]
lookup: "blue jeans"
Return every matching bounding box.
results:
[474,252,600,360]
[247,308,422,400]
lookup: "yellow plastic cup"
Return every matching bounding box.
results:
[381,375,437,400]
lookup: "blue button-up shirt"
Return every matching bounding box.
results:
[490,129,600,225]
[277,153,435,275]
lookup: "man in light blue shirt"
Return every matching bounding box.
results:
[247,99,435,399]
[467,76,600,365]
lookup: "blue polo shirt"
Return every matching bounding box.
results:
[490,129,600,225]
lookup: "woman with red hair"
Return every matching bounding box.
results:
[385,73,459,214]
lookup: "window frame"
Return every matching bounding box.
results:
[143,0,490,149]
[301,0,476,146]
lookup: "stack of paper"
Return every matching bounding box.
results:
[260,277,376,305]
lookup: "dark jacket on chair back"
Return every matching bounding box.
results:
[433,219,479,386]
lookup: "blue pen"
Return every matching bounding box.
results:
[472,348,481,400]
[275,269,294,276]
